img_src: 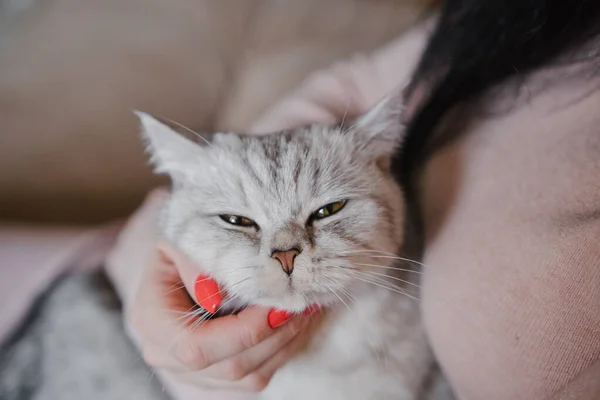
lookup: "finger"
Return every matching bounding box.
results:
[161,369,235,391]
[171,306,303,371]
[158,242,224,314]
[130,246,201,347]
[200,314,306,380]
[140,315,303,373]
[140,341,182,370]
[156,241,200,299]
[236,318,318,392]
[157,315,319,393]
[194,274,222,314]
[134,244,307,370]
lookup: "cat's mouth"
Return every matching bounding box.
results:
[217,269,341,313]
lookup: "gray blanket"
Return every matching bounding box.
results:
[0,272,168,400]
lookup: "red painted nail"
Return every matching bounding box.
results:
[303,304,321,316]
[268,309,294,328]
[194,275,222,314]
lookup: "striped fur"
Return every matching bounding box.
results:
[138,93,436,399]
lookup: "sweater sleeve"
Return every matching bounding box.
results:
[249,17,434,134]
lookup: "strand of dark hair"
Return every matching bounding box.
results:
[397,0,600,178]
[393,0,600,253]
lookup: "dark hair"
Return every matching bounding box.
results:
[393,0,600,254]
[396,0,600,180]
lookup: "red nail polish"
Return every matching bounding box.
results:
[268,309,294,328]
[194,275,222,314]
[303,304,321,316]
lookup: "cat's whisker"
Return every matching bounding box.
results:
[169,295,239,353]
[179,314,210,341]
[327,286,353,313]
[342,272,420,302]
[338,286,358,307]
[321,276,357,310]
[165,277,251,353]
[224,277,251,292]
[192,296,237,331]
[172,308,205,323]
[364,255,430,269]
[217,265,259,272]
[181,277,250,332]
[162,282,188,297]
[228,303,245,316]
[161,302,200,320]
[341,112,361,135]
[193,290,226,311]
[171,313,210,347]
[352,262,423,274]
[340,251,430,270]
[351,269,421,289]
[339,248,397,255]
[204,266,258,278]
[339,103,350,131]
[323,278,389,375]
[161,117,212,146]
[190,277,250,313]
[339,249,399,257]
[164,305,199,316]
[237,265,260,270]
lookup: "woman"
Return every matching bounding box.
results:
[107,1,600,398]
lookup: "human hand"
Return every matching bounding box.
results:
[129,241,320,392]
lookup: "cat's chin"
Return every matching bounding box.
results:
[219,289,327,313]
[254,296,312,313]
[250,291,340,313]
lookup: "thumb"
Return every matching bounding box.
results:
[157,241,222,313]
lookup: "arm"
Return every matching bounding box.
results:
[250,17,433,133]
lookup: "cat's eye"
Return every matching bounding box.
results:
[219,214,257,228]
[311,200,347,220]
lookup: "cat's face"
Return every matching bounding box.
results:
[138,94,406,312]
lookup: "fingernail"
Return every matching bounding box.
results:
[303,304,321,316]
[194,275,222,314]
[268,309,294,328]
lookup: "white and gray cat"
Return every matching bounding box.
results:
[137,93,444,400]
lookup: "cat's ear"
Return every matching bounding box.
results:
[135,111,208,182]
[350,90,405,160]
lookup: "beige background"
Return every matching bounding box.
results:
[0,0,425,223]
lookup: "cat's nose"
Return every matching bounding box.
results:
[271,248,301,276]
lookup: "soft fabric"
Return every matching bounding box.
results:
[419,67,600,400]
[0,272,167,400]
[253,18,600,399]
[0,223,121,345]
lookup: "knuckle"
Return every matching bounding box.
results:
[243,372,271,392]
[284,317,304,336]
[176,343,209,371]
[128,309,146,335]
[239,325,264,349]
[141,348,159,367]
[223,360,248,381]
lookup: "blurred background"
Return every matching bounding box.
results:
[0,0,429,225]
[0,2,435,398]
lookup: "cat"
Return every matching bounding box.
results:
[137,92,434,400]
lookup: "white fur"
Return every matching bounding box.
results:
[137,93,432,399]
